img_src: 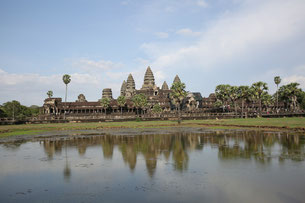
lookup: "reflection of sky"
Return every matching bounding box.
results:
[0,132,305,203]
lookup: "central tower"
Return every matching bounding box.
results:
[141,66,155,90]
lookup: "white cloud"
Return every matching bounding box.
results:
[176,28,201,37]
[197,0,208,8]
[73,58,123,72]
[154,32,169,39]
[282,75,305,89]
[143,0,305,71]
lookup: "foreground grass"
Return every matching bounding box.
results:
[0,117,304,138]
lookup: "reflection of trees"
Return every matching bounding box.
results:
[119,137,137,171]
[101,136,114,159]
[63,140,71,182]
[279,133,304,161]
[40,131,305,175]
[172,136,189,171]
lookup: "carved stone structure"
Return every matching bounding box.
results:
[173,75,181,84]
[41,66,203,117]
[124,74,136,98]
[102,88,113,99]
[120,80,126,96]
[41,65,287,121]
[141,66,155,90]
[161,81,169,90]
[76,94,87,102]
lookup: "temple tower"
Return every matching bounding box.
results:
[141,66,155,90]
[102,88,113,99]
[120,80,127,96]
[173,75,181,84]
[76,94,87,102]
[125,74,136,98]
[161,81,169,90]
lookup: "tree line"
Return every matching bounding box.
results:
[0,101,40,120]
[215,76,305,116]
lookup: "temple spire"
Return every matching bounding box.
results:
[126,74,135,90]
[173,75,181,84]
[120,80,126,96]
[141,66,155,90]
[161,81,169,90]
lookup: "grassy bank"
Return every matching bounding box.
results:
[0,117,304,138]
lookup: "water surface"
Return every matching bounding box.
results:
[0,130,304,203]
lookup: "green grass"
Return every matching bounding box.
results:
[0,117,304,137]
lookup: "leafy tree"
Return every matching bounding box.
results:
[29,105,40,116]
[0,105,7,118]
[213,100,223,109]
[261,93,274,110]
[278,83,302,112]
[132,94,141,116]
[100,98,110,114]
[274,76,281,111]
[152,104,162,116]
[237,86,250,118]
[62,74,71,103]
[250,81,268,117]
[228,86,239,115]
[170,81,187,124]
[139,94,148,115]
[215,84,230,112]
[117,96,126,114]
[132,94,147,116]
[47,90,53,98]
[298,91,305,110]
[2,100,32,120]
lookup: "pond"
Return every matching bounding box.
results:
[0,129,304,203]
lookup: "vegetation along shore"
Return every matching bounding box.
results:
[0,117,304,138]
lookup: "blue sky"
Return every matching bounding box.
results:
[1,0,305,106]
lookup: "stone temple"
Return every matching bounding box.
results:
[41,66,218,118]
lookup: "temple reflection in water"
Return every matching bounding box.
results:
[40,131,305,177]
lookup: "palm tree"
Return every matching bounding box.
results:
[278,83,301,112]
[262,92,274,112]
[139,94,148,115]
[100,98,110,115]
[170,81,187,124]
[274,76,281,112]
[237,86,250,118]
[228,86,239,116]
[62,74,71,119]
[117,96,126,114]
[62,74,71,103]
[47,90,53,98]
[132,94,146,116]
[215,84,230,112]
[250,81,268,117]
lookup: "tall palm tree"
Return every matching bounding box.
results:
[170,81,187,124]
[117,96,126,114]
[274,76,281,112]
[237,86,250,118]
[62,74,71,103]
[62,74,71,119]
[47,90,53,98]
[250,81,268,117]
